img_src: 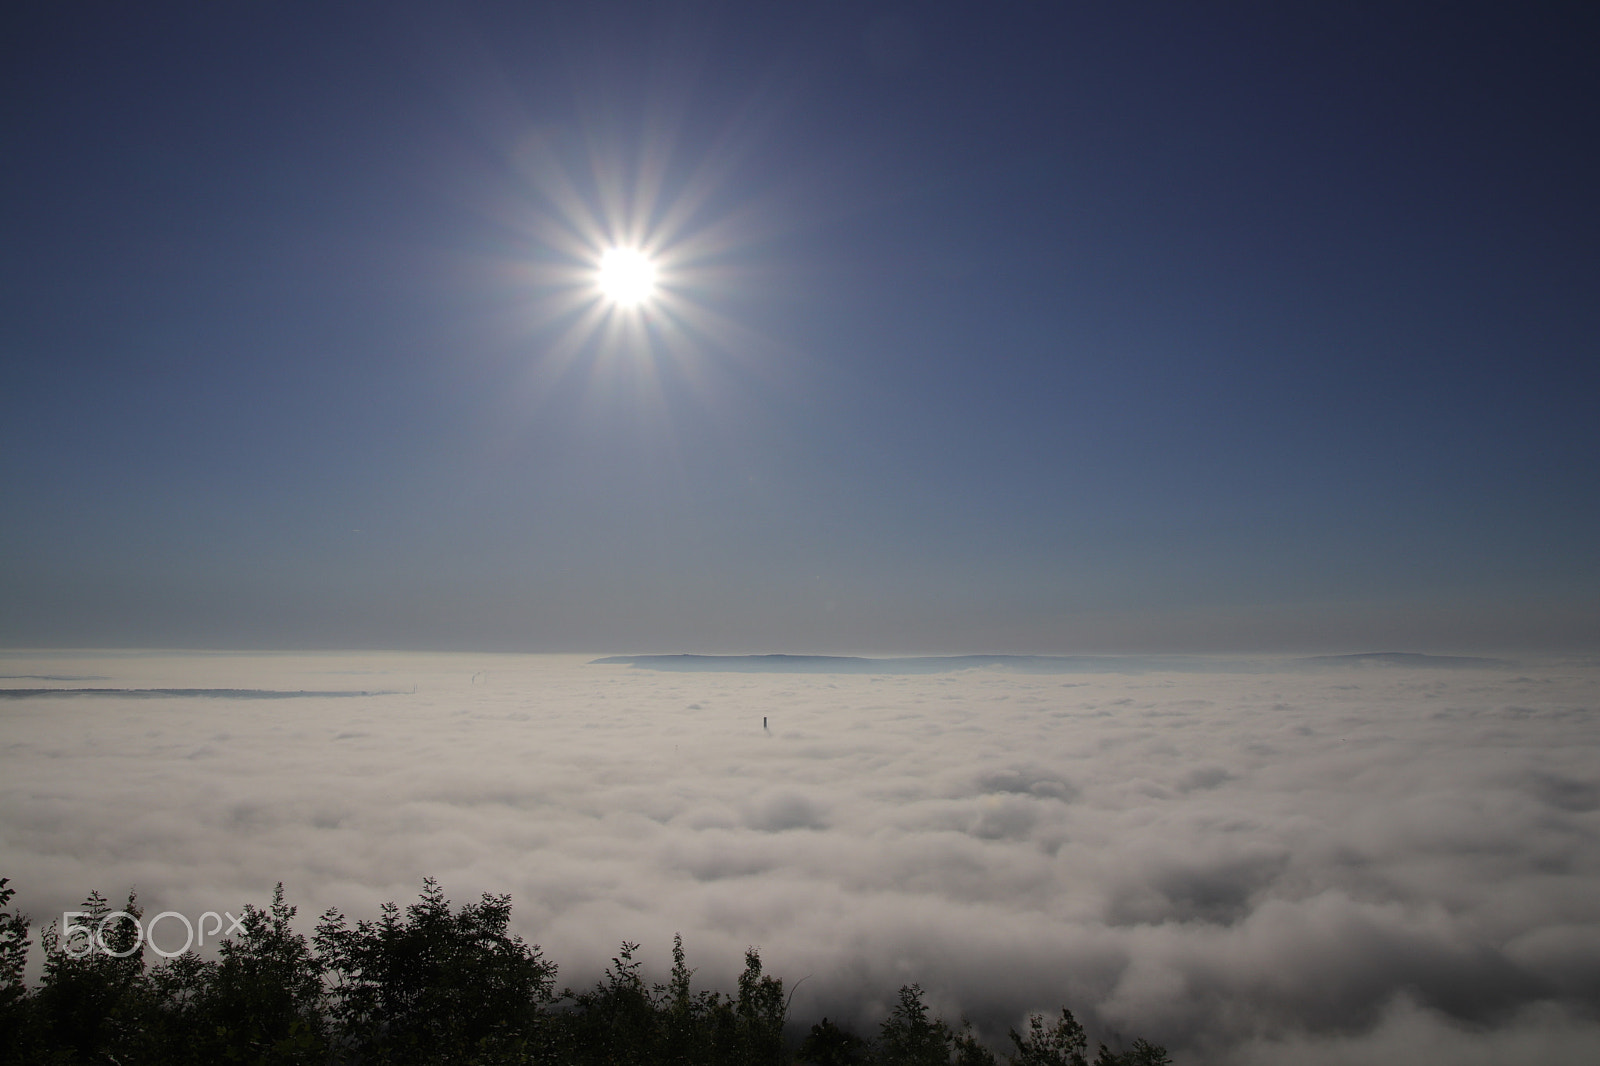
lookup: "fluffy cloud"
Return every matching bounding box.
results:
[2,650,1598,1063]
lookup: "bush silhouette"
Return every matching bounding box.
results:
[1008,1008,1088,1066]
[1092,1038,1173,1066]
[877,984,952,1066]
[136,882,329,1064]
[0,878,38,1064]
[32,888,149,1062]
[798,1016,868,1066]
[315,877,555,1063]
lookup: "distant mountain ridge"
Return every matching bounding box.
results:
[591,652,1509,674]
[1287,651,1508,668]
[0,688,392,699]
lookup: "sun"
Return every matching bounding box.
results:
[595,246,658,308]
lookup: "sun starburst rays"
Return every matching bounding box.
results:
[496,148,759,397]
[454,80,811,489]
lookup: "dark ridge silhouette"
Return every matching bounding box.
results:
[1287,652,1509,669]
[591,654,1222,675]
[0,675,111,681]
[0,688,396,700]
[591,652,1511,675]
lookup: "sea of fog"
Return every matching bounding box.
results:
[2,650,1598,1064]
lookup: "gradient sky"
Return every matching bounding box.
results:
[3,2,1597,653]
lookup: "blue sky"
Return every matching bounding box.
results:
[3,2,1597,652]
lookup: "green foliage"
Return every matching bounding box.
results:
[736,946,788,1066]
[877,984,951,1066]
[561,940,659,1065]
[951,1022,999,1066]
[315,877,555,1064]
[0,878,36,1064]
[0,875,1172,1066]
[799,1016,868,1066]
[1008,1008,1088,1066]
[1092,1038,1173,1066]
[558,938,787,1066]
[656,933,724,1066]
[34,888,150,1062]
[141,882,329,1064]
[0,879,25,994]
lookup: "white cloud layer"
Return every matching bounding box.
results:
[2,651,1598,1064]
